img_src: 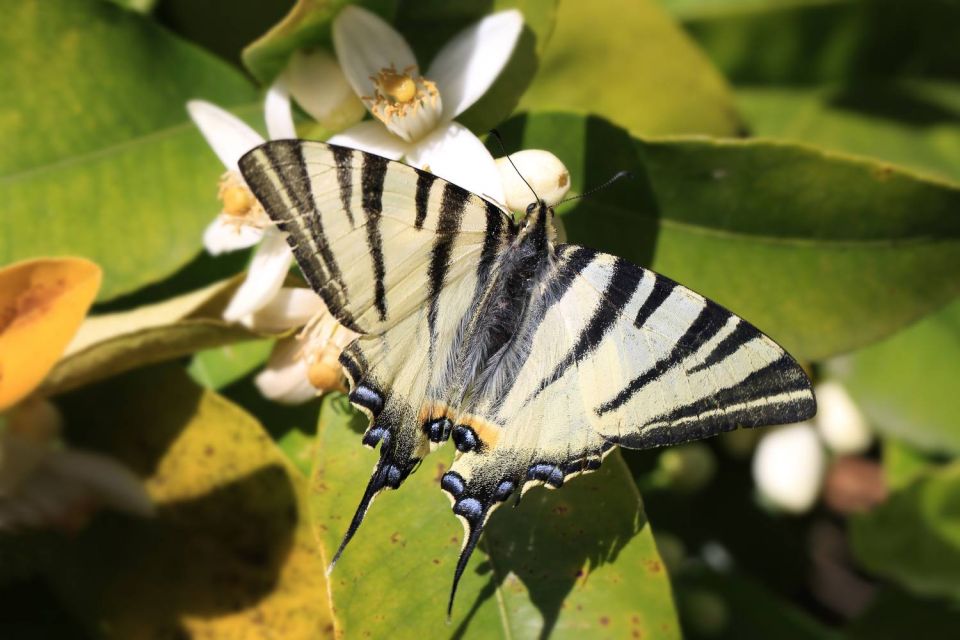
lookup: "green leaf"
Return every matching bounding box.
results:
[43,364,334,637]
[825,299,960,455]
[662,0,960,85]
[311,395,679,638]
[0,0,257,301]
[883,439,944,492]
[188,339,273,390]
[519,0,743,136]
[497,111,960,361]
[851,461,960,603]
[40,276,256,396]
[737,82,960,185]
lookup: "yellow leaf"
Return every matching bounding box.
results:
[0,257,101,411]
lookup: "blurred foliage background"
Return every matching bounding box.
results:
[1,0,959,637]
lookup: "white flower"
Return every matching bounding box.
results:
[187,82,298,323]
[241,288,359,404]
[752,422,826,514]
[495,150,571,211]
[814,381,873,455]
[0,399,153,531]
[324,6,523,204]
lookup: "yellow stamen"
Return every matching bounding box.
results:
[307,345,345,391]
[221,184,255,217]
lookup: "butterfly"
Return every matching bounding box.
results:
[238,140,817,613]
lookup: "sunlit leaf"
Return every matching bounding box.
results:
[0,258,101,411]
[40,276,256,397]
[498,111,960,361]
[310,395,679,638]
[42,365,334,637]
[0,0,257,301]
[737,82,960,185]
[519,0,743,136]
[826,299,960,455]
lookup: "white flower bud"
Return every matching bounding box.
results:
[495,150,571,211]
[814,381,872,455]
[283,49,364,127]
[752,422,825,514]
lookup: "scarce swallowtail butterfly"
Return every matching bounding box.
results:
[238,140,817,613]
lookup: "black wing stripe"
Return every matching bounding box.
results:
[331,145,355,228]
[528,258,644,401]
[634,277,675,329]
[426,184,470,357]
[414,169,437,230]
[597,300,728,416]
[361,153,389,322]
[247,141,358,329]
[634,355,814,440]
[477,201,508,286]
[687,319,759,375]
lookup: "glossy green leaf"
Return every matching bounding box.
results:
[44,365,333,637]
[498,111,960,361]
[0,0,257,301]
[311,395,679,638]
[40,277,256,397]
[519,0,743,136]
[851,461,960,602]
[737,83,960,185]
[188,339,273,390]
[663,0,960,85]
[883,439,943,491]
[825,298,960,455]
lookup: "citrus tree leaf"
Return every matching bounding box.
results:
[310,395,679,638]
[736,82,960,185]
[0,0,258,301]
[519,0,743,136]
[825,299,960,455]
[661,0,960,85]
[498,111,960,361]
[845,588,960,640]
[40,276,257,396]
[44,364,333,637]
[850,461,960,603]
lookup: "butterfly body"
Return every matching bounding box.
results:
[239,139,816,612]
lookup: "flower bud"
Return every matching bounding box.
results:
[495,150,571,211]
[814,381,872,455]
[752,422,825,514]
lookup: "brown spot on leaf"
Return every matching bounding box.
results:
[552,504,570,515]
[599,616,610,626]
[645,559,662,573]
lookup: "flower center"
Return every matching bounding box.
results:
[298,312,359,392]
[364,65,442,143]
[217,172,269,228]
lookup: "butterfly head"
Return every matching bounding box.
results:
[518,199,558,249]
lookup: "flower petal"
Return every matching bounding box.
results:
[243,287,327,333]
[427,9,524,121]
[186,100,265,170]
[406,122,505,203]
[264,81,297,140]
[222,230,292,322]
[202,216,265,255]
[815,381,873,455]
[328,120,408,160]
[333,5,418,101]
[255,337,317,404]
[283,48,363,124]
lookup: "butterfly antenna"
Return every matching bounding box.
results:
[326,462,388,575]
[447,516,487,621]
[488,129,540,206]
[557,170,634,206]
